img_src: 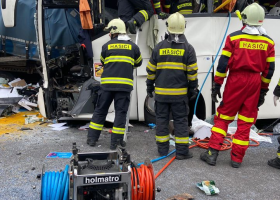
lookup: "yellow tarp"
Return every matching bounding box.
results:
[0,111,44,135]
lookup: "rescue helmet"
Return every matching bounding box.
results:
[105,18,126,34]
[241,3,265,26]
[166,12,186,34]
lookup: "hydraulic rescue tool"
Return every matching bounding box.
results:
[41,142,156,200]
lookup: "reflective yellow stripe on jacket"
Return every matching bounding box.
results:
[230,34,274,45]
[222,50,232,57]
[147,62,156,72]
[164,4,170,8]
[154,2,161,8]
[147,74,155,80]
[215,71,227,78]
[187,63,198,71]
[267,57,275,62]
[135,55,142,64]
[155,87,188,95]
[179,10,192,15]
[101,77,133,86]
[188,73,197,81]
[157,62,186,70]
[100,55,105,62]
[139,10,148,21]
[104,56,134,65]
[261,76,271,84]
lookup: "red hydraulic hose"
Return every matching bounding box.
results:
[131,164,155,200]
[155,156,176,180]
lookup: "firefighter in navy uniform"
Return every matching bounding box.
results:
[200,3,275,168]
[118,0,169,34]
[165,0,206,14]
[146,12,198,159]
[87,19,142,149]
[268,79,280,169]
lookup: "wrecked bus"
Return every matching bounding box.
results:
[1,0,280,126]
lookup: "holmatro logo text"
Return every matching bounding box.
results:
[84,175,121,184]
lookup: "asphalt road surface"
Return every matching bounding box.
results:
[0,121,279,200]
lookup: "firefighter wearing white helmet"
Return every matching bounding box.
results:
[105,18,126,34]
[87,18,142,149]
[201,3,275,168]
[241,2,265,26]
[146,12,198,159]
[166,12,186,34]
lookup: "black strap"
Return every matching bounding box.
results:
[1,36,6,56]
[25,41,30,59]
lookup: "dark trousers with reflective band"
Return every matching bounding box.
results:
[88,89,130,144]
[118,0,154,26]
[155,100,189,156]
[209,72,261,163]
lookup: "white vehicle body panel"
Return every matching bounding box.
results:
[61,15,280,120]
[1,0,17,27]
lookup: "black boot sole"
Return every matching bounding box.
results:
[87,141,96,147]
[268,160,280,169]
[200,153,216,166]
[231,160,241,168]
[176,154,193,160]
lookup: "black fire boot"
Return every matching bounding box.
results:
[268,157,280,169]
[126,18,137,34]
[268,136,280,169]
[110,140,126,150]
[176,151,193,160]
[87,138,97,147]
[157,142,169,157]
[231,160,241,168]
[200,147,219,166]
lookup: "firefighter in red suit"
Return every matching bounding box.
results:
[200,3,275,168]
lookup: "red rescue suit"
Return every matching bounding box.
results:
[209,28,275,163]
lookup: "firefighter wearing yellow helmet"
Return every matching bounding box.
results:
[146,12,198,159]
[87,18,142,149]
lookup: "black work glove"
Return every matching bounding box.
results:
[189,88,198,101]
[258,89,269,107]
[158,12,170,19]
[93,23,105,36]
[147,85,155,98]
[211,83,221,103]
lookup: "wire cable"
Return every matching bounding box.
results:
[194,12,231,116]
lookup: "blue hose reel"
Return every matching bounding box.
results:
[41,165,70,200]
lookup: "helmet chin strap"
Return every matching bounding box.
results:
[174,34,179,43]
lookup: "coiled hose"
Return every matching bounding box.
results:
[131,163,155,200]
[41,165,69,200]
